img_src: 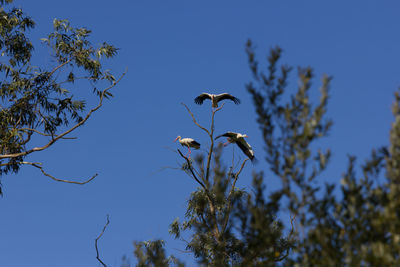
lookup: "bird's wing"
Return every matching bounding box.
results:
[194,93,212,105]
[216,93,241,104]
[190,140,201,148]
[215,131,237,140]
[236,138,255,160]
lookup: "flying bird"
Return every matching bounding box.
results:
[194,93,240,108]
[215,132,255,161]
[174,136,201,157]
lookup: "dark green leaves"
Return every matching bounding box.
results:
[0,5,34,67]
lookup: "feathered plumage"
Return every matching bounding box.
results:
[215,132,254,160]
[194,93,240,108]
[174,136,200,157]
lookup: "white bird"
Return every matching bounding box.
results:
[174,136,201,157]
[215,132,255,161]
[194,93,240,108]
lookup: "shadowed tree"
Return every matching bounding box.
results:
[246,40,400,266]
[0,0,124,195]
[246,39,332,239]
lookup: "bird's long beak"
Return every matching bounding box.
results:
[174,137,179,142]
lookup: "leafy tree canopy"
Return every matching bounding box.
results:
[0,0,123,194]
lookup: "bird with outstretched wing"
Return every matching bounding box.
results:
[194,93,240,108]
[215,131,254,161]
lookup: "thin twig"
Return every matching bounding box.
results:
[177,149,206,190]
[0,70,126,160]
[150,166,182,174]
[204,104,225,237]
[19,128,77,139]
[204,103,224,183]
[19,131,33,146]
[275,214,296,261]
[48,59,72,77]
[289,213,296,237]
[227,144,235,178]
[200,213,212,232]
[221,158,249,233]
[8,161,98,185]
[95,215,110,267]
[177,148,219,236]
[181,103,210,135]
[230,158,249,195]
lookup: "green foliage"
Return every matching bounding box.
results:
[169,146,292,266]
[126,38,400,266]
[247,40,400,266]
[246,40,332,219]
[133,103,293,265]
[133,240,184,267]
[0,2,119,194]
[130,40,400,266]
[0,3,34,66]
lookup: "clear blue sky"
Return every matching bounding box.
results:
[1,1,399,266]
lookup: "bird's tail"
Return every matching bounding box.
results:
[192,141,201,149]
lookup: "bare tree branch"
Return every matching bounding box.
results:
[181,102,224,183]
[19,128,77,139]
[95,215,110,267]
[221,158,249,233]
[177,149,206,190]
[33,163,98,185]
[6,161,99,185]
[229,158,249,197]
[205,103,224,183]
[0,161,97,185]
[227,146,236,178]
[19,131,33,146]
[181,103,210,135]
[289,213,296,237]
[178,148,220,236]
[0,70,126,160]
[48,59,72,77]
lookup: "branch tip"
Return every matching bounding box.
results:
[95,214,110,267]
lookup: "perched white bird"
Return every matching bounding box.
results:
[174,136,201,157]
[215,132,255,161]
[194,93,240,108]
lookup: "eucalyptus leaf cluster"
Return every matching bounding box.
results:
[0,0,120,194]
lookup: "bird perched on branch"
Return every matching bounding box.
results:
[174,136,201,157]
[194,93,240,108]
[215,132,255,161]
